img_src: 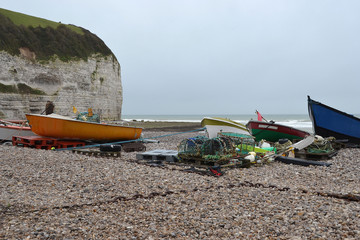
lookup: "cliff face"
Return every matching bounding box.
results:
[0,52,122,119]
[0,8,122,120]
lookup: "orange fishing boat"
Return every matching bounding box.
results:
[25,113,142,142]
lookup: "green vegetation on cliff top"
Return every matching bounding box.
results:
[0,8,83,34]
[0,8,114,62]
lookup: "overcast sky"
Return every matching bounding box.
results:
[2,0,360,115]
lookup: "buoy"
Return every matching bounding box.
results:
[249,151,256,156]
[244,154,255,162]
[259,141,271,148]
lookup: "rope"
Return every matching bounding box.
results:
[55,127,206,151]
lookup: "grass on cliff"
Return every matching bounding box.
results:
[0,8,114,62]
[0,83,46,95]
[0,8,83,34]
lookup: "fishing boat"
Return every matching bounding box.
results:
[308,96,360,144]
[25,113,142,142]
[0,119,37,141]
[246,111,310,142]
[201,117,250,138]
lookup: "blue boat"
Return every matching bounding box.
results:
[308,96,360,144]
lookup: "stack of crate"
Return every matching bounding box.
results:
[12,136,86,150]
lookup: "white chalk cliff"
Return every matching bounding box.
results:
[0,50,122,120]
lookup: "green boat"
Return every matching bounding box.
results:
[246,120,310,142]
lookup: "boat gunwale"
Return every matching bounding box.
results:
[25,113,143,130]
[246,120,310,135]
[201,117,247,129]
[0,124,32,130]
[308,96,360,123]
[307,96,360,142]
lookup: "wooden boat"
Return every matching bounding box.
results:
[246,119,310,142]
[308,96,360,144]
[25,113,142,142]
[201,117,250,138]
[0,119,37,141]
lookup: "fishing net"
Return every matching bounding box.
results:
[76,111,100,123]
[306,136,335,153]
[274,139,293,153]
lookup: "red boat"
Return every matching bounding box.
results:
[246,111,310,142]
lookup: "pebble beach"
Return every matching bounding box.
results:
[1,129,360,239]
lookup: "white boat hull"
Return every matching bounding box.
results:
[201,117,250,138]
[0,125,36,141]
[205,125,249,138]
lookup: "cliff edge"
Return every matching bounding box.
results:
[0,8,122,120]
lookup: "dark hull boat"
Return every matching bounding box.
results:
[308,96,360,144]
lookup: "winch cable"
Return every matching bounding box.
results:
[55,127,206,151]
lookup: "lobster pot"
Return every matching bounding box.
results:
[236,137,256,155]
[177,136,208,160]
[218,132,256,155]
[200,137,235,157]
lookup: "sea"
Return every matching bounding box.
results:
[122,114,314,133]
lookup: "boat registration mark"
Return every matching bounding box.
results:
[258,124,278,130]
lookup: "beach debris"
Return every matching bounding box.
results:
[99,144,122,152]
[136,149,179,162]
[183,166,224,177]
[177,135,236,165]
[177,133,274,168]
[275,155,332,167]
[121,142,146,152]
[244,152,257,163]
[289,136,337,160]
[72,148,121,158]
[141,139,160,143]
[261,135,315,162]
[274,139,293,153]
[258,140,271,148]
[209,166,224,176]
[295,136,338,160]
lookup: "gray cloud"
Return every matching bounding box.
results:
[2,0,360,114]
